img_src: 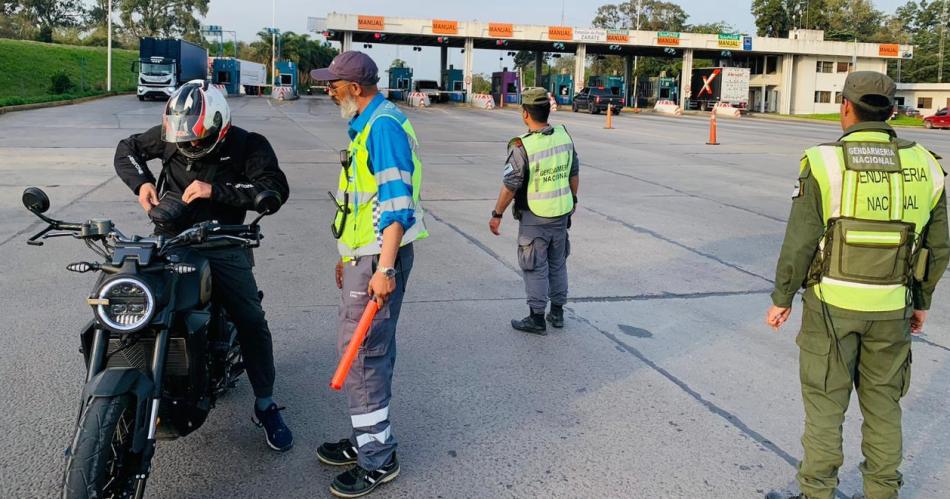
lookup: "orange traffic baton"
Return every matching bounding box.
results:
[330,300,380,391]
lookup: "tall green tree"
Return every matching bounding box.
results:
[18,0,86,42]
[592,0,688,31]
[890,0,950,82]
[117,0,208,42]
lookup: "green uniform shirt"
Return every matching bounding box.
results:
[771,121,950,319]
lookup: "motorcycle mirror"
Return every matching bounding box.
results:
[22,187,50,214]
[253,191,282,215]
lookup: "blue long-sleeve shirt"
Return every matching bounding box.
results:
[348,94,416,232]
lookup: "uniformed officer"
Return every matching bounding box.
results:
[489,87,579,335]
[765,71,949,499]
[310,51,428,498]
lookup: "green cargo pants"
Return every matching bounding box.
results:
[795,307,912,499]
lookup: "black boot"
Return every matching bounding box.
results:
[512,312,547,335]
[546,305,564,328]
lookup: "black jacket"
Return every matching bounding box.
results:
[114,125,290,233]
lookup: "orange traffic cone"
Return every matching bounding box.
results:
[706,111,719,145]
[604,104,614,129]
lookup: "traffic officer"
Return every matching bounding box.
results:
[310,51,428,498]
[489,87,579,335]
[765,71,949,499]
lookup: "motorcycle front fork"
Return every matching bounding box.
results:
[82,327,170,499]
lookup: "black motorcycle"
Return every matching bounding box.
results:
[21,187,282,499]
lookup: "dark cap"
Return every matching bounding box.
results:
[521,87,550,106]
[842,71,896,111]
[310,51,380,85]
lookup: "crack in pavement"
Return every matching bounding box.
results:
[581,205,775,285]
[427,209,520,274]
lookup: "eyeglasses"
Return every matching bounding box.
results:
[329,149,352,239]
[328,81,353,95]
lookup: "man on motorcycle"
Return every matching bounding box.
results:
[113,80,293,451]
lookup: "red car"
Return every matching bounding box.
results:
[924,108,950,129]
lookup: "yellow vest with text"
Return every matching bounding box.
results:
[336,101,428,259]
[517,125,575,218]
[805,130,945,312]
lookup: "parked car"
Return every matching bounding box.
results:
[894,105,921,118]
[924,108,950,129]
[572,87,624,114]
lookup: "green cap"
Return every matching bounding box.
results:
[841,71,896,112]
[521,87,550,106]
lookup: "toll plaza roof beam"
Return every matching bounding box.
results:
[316,13,914,61]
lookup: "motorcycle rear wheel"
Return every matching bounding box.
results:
[62,395,141,499]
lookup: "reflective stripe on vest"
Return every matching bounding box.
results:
[337,101,428,259]
[519,125,575,218]
[805,131,944,312]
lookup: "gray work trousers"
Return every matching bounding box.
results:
[338,244,413,471]
[517,223,570,314]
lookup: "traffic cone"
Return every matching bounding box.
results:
[706,111,719,145]
[604,104,614,129]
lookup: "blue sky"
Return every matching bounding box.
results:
[206,1,908,81]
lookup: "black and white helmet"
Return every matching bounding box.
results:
[162,80,231,159]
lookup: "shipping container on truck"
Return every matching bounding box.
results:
[212,58,267,96]
[689,67,750,111]
[135,37,208,101]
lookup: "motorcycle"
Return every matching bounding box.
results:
[21,187,282,499]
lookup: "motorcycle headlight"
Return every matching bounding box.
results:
[95,278,155,332]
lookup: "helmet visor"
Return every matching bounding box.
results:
[162,113,206,144]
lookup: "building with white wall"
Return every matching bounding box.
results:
[895,83,950,117]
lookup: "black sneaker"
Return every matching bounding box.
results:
[317,438,358,466]
[330,453,400,498]
[764,493,807,499]
[252,403,293,452]
[546,306,564,328]
[511,313,547,335]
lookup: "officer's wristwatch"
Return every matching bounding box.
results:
[377,266,397,279]
[491,210,503,219]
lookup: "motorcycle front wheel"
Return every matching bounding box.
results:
[62,395,141,499]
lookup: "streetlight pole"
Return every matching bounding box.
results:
[272,0,277,85]
[632,0,642,107]
[107,0,112,92]
[939,0,948,83]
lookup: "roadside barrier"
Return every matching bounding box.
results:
[472,94,495,110]
[654,99,682,116]
[271,86,298,101]
[407,92,430,108]
[713,102,741,119]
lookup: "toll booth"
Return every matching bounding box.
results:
[491,70,521,106]
[212,58,241,96]
[441,65,465,102]
[656,77,679,104]
[540,74,574,105]
[388,67,412,101]
[272,60,299,100]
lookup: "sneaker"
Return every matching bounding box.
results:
[252,403,293,452]
[546,306,564,328]
[764,493,807,499]
[511,313,547,335]
[330,453,400,498]
[318,438,359,466]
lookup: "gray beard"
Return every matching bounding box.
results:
[339,97,359,119]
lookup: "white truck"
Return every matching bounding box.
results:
[413,80,442,103]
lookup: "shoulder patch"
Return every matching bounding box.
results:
[792,179,803,198]
[503,163,514,175]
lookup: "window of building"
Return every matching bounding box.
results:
[815,91,832,103]
[767,56,778,74]
[817,61,835,73]
[918,97,933,109]
[836,62,853,73]
[834,92,843,104]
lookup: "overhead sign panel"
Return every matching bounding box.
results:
[878,44,899,57]
[549,26,573,41]
[574,28,607,43]
[433,19,458,35]
[357,15,384,31]
[489,23,513,38]
[657,31,680,46]
[717,33,741,49]
[607,29,630,44]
